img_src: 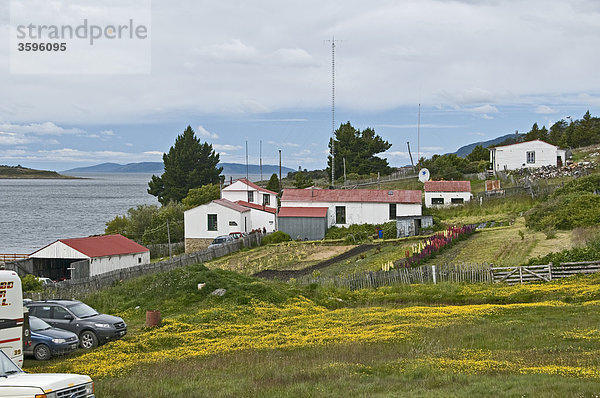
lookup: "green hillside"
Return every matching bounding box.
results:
[0,165,76,179]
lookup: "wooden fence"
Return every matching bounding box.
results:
[146,242,186,259]
[491,261,600,285]
[0,254,28,263]
[22,233,264,300]
[299,261,600,290]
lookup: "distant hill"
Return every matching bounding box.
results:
[452,133,518,158]
[63,162,294,176]
[0,165,77,179]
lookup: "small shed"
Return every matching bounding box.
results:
[24,234,149,280]
[278,207,328,241]
[396,215,434,238]
[424,181,472,208]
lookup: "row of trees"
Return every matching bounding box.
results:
[498,111,600,149]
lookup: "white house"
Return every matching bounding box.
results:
[280,188,422,229]
[489,140,567,173]
[222,178,277,208]
[184,199,251,252]
[424,181,472,208]
[233,200,277,233]
[29,234,149,279]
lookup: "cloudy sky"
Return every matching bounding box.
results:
[1,0,600,171]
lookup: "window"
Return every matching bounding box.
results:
[207,214,218,231]
[432,198,444,205]
[30,305,51,318]
[138,257,142,263]
[526,151,535,164]
[335,206,346,224]
[389,203,397,220]
[263,194,270,206]
[247,191,254,203]
[228,221,238,226]
[51,306,71,320]
[451,198,464,204]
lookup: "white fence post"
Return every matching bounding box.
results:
[432,265,437,284]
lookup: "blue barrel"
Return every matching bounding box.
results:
[378,229,383,239]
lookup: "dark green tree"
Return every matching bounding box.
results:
[181,184,221,210]
[266,173,280,192]
[148,126,223,204]
[466,145,489,162]
[141,202,185,245]
[548,120,567,146]
[327,122,392,183]
[293,171,313,188]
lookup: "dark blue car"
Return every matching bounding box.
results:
[25,316,79,360]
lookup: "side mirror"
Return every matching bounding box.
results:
[63,314,73,320]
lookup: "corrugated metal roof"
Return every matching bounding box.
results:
[213,198,251,212]
[58,234,149,258]
[278,207,328,218]
[235,200,277,214]
[424,180,471,192]
[281,189,421,204]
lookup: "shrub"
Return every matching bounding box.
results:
[526,235,600,266]
[325,222,397,242]
[21,274,42,292]
[262,231,291,245]
[525,192,600,231]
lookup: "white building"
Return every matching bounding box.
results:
[424,181,472,208]
[29,234,149,279]
[184,199,251,252]
[221,178,277,208]
[232,200,277,233]
[489,140,567,173]
[280,188,422,228]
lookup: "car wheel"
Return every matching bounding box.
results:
[33,344,51,361]
[80,330,98,349]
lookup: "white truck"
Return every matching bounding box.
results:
[0,270,95,398]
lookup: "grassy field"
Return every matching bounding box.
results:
[419,218,576,267]
[24,263,600,397]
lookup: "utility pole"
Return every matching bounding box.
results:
[166,219,172,258]
[260,140,263,182]
[278,149,282,193]
[417,103,421,167]
[245,140,249,181]
[343,157,347,186]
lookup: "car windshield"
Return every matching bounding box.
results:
[67,302,99,318]
[29,316,52,331]
[0,350,23,377]
[213,238,226,244]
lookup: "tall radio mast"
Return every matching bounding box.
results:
[326,36,340,186]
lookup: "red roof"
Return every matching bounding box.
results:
[281,189,421,204]
[235,200,277,214]
[58,234,148,258]
[278,207,328,218]
[226,178,278,195]
[213,199,250,212]
[424,181,471,192]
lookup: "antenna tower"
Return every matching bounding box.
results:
[326,36,340,186]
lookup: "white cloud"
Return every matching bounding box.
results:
[196,125,219,139]
[534,105,557,114]
[272,48,318,67]
[481,114,494,120]
[143,151,164,156]
[422,146,444,151]
[468,105,499,114]
[101,130,115,136]
[0,122,84,136]
[197,39,258,63]
[267,141,300,147]
[0,148,164,163]
[377,124,460,129]
[213,144,242,151]
[0,132,32,145]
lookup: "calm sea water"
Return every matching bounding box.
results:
[0,173,159,254]
[0,172,264,254]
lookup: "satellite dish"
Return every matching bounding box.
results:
[418,168,430,183]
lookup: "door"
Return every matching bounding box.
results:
[50,306,77,333]
[557,156,563,167]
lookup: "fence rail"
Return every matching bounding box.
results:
[298,261,600,290]
[0,254,29,263]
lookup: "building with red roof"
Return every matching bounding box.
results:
[29,234,149,280]
[279,188,423,239]
[424,180,472,208]
[184,198,252,252]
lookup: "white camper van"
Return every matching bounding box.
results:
[0,271,95,398]
[0,271,25,367]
